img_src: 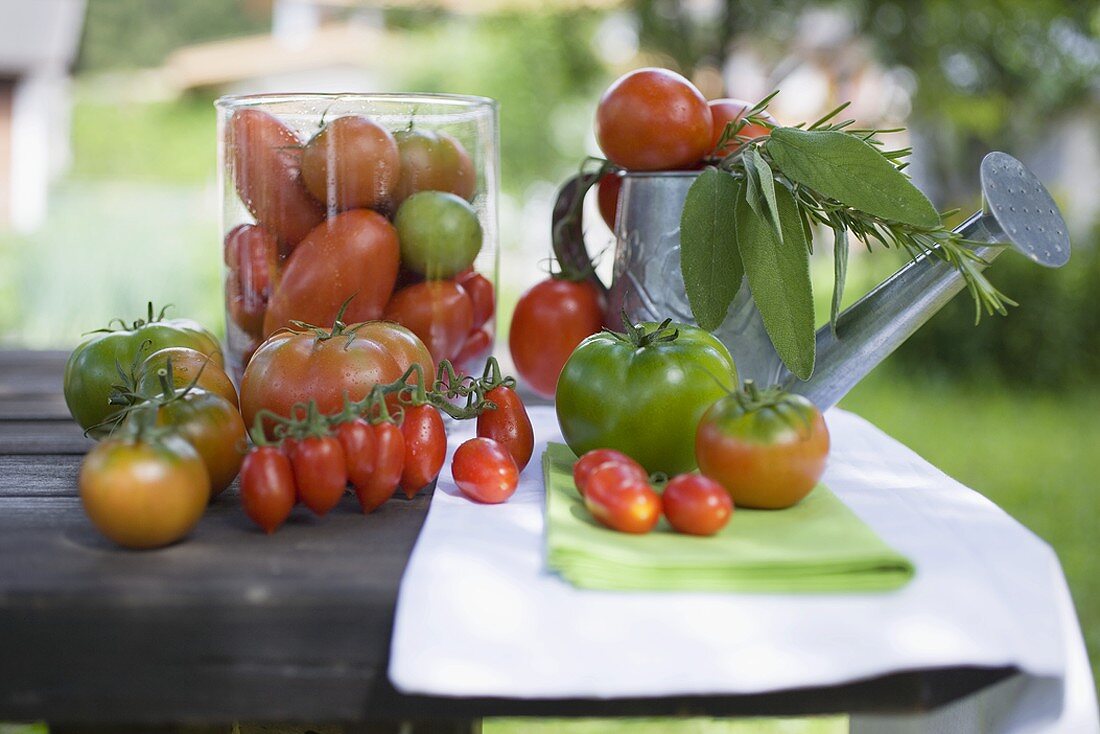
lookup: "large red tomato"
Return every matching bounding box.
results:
[708,98,776,157]
[224,224,279,337]
[228,109,324,247]
[595,68,713,171]
[262,209,400,336]
[383,280,473,363]
[301,115,400,212]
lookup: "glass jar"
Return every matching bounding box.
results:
[215,93,499,380]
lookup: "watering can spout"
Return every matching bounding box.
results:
[782,152,1070,409]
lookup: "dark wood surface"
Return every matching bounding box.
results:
[0,349,1015,727]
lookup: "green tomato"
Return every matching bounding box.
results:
[395,190,482,279]
[555,319,738,475]
[64,304,223,437]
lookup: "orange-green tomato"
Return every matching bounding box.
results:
[79,436,210,549]
[137,347,239,409]
[151,389,247,497]
[393,129,476,204]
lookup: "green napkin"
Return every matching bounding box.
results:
[544,443,914,593]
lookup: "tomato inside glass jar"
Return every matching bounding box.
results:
[216,94,500,381]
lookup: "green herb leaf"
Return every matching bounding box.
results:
[736,183,815,379]
[743,148,783,243]
[830,226,848,334]
[679,168,743,331]
[766,128,941,229]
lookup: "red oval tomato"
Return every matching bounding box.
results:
[354,422,405,513]
[335,418,377,490]
[584,463,661,534]
[228,109,324,247]
[456,270,495,330]
[399,404,447,499]
[224,224,280,337]
[662,473,733,536]
[455,328,492,371]
[384,280,474,363]
[452,437,519,504]
[288,435,347,516]
[239,446,297,534]
[151,389,247,497]
[393,129,476,204]
[596,171,622,230]
[708,99,775,158]
[572,448,646,498]
[509,278,605,398]
[476,385,534,472]
[262,209,400,336]
[595,68,713,171]
[301,115,400,212]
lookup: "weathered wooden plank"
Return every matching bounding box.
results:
[0,394,72,420]
[0,454,81,496]
[0,420,94,454]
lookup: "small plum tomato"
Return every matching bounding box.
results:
[572,448,646,498]
[300,115,400,212]
[224,224,280,337]
[334,418,377,490]
[354,422,405,513]
[662,474,733,536]
[456,269,495,330]
[399,404,447,499]
[583,463,661,534]
[239,446,297,534]
[476,385,534,472]
[383,280,474,363]
[287,435,348,516]
[452,437,519,504]
[707,98,776,158]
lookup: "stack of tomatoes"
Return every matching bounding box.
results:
[224,110,493,375]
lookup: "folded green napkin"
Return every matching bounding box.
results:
[544,443,914,593]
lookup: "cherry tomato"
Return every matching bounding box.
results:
[399,404,447,499]
[456,270,495,330]
[584,463,661,534]
[509,278,605,398]
[383,280,474,363]
[288,435,348,516]
[224,224,280,337]
[662,474,733,536]
[354,422,405,513]
[455,328,492,371]
[452,437,519,504]
[334,418,377,490]
[595,68,713,171]
[395,191,483,279]
[301,115,400,212]
[262,209,400,336]
[239,446,297,534]
[476,385,534,472]
[596,171,622,230]
[79,435,210,549]
[228,109,324,247]
[695,382,830,509]
[708,99,776,157]
[393,129,476,204]
[573,448,646,498]
[137,347,239,409]
[151,388,247,497]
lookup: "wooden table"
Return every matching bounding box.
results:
[0,350,1017,733]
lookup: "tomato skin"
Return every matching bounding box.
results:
[384,280,474,363]
[399,404,447,499]
[556,322,737,475]
[573,449,646,498]
[394,129,476,204]
[452,437,519,504]
[395,191,483,279]
[662,474,733,536]
[509,278,605,399]
[228,109,324,247]
[224,224,280,337]
[595,68,713,171]
[476,385,534,472]
[137,347,239,409]
[151,389,247,497]
[455,328,492,371]
[596,171,622,230]
[355,422,405,513]
[335,419,377,490]
[262,209,400,336]
[79,436,210,549]
[695,390,830,509]
[707,99,775,157]
[456,270,495,330]
[239,446,297,534]
[288,436,348,516]
[301,116,400,212]
[584,463,661,534]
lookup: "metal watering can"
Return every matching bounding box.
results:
[553,152,1070,409]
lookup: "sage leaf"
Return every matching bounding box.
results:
[679,168,743,332]
[766,128,941,229]
[736,183,816,379]
[830,226,848,334]
[743,148,783,243]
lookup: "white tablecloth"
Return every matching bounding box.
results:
[389,407,1098,733]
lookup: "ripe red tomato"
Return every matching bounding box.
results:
[476,385,534,472]
[456,270,495,330]
[509,278,605,398]
[584,463,661,534]
[262,209,400,336]
[399,404,447,499]
[572,448,646,498]
[288,435,347,516]
[708,99,776,157]
[228,109,324,247]
[224,224,280,337]
[452,437,519,504]
[596,171,622,230]
[393,129,476,205]
[240,320,433,435]
[595,68,713,171]
[334,418,377,489]
[455,328,492,371]
[662,474,733,536]
[383,280,474,363]
[695,384,830,509]
[239,446,297,534]
[354,422,405,513]
[301,116,400,212]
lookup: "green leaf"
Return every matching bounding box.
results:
[679,168,744,332]
[830,226,848,334]
[743,148,783,242]
[766,128,941,229]
[736,183,816,380]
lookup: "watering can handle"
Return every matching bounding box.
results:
[550,172,611,297]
